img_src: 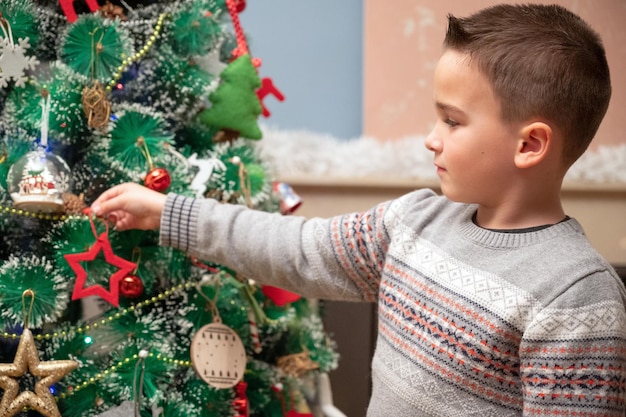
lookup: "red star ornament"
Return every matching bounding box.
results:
[65,232,136,307]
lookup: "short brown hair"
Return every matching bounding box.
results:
[444,4,611,165]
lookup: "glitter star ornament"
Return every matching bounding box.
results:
[0,37,39,89]
[65,230,137,307]
[0,328,78,417]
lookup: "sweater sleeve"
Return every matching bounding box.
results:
[519,271,626,416]
[159,193,396,302]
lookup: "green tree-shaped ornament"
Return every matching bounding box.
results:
[198,53,263,141]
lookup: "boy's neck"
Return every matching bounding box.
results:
[472,211,569,233]
[472,168,568,230]
[474,197,566,230]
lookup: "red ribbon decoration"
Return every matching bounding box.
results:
[225,0,249,60]
[58,0,100,23]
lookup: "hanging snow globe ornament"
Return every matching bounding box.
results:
[7,148,72,213]
[7,96,72,213]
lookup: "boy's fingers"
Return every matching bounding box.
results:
[91,205,102,216]
[92,185,128,216]
[96,197,124,217]
[93,183,128,201]
[94,184,122,203]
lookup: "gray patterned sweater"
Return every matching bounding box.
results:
[159,189,626,416]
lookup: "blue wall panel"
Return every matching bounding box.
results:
[240,0,363,140]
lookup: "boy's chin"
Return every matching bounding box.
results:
[440,189,477,205]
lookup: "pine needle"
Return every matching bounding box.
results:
[61,15,132,83]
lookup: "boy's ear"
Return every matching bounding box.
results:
[514,122,552,169]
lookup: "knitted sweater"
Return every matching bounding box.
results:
[160,189,626,416]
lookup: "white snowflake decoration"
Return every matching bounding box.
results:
[0,37,40,88]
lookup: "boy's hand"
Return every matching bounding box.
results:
[91,183,167,231]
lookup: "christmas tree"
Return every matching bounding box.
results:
[0,1,338,416]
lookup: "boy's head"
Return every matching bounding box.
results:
[443,4,611,166]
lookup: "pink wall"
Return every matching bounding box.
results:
[364,0,626,149]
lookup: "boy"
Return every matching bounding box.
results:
[92,4,626,416]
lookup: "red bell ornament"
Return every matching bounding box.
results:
[144,167,171,192]
[120,274,144,298]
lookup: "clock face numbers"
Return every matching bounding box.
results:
[190,322,247,389]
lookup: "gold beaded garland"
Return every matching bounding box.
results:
[0,203,86,221]
[105,13,168,93]
[56,352,192,401]
[0,280,198,403]
[1,281,195,341]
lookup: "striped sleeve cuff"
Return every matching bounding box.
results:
[159,193,199,253]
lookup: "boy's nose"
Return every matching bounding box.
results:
[424,129,441,153]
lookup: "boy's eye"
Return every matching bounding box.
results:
[444,118,459,127]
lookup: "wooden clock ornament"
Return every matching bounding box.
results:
[190,277,247,389]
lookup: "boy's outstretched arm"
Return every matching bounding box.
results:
[91,183,166,231]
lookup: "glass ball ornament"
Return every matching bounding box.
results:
[144,167,171,192]
[120,274,144,298]
[7,147,72,213]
